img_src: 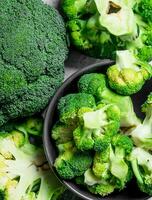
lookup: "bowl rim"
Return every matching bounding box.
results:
[43,60,150,200]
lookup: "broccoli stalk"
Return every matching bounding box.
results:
[107,50,152,95]
[78,73,140,127]
[129,93,152,150]
[130,147,152,195]
[0,131,65,200]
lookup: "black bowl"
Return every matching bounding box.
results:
[43,61,152,200]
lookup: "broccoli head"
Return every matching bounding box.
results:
[130,147,152,195]
[57,93,96,125]
[129,93,152,150]
[73,103,120,151]
[107,50,152,95]
[54,142,93,179]
[0,0,68,126]
[0,130,65,200]
[78,73,140,127]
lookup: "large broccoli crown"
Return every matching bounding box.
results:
[130,93,152,150]
[57,93,96,125]
[130,147,152,195]
[54,142,93,179]
[0,0,68,126]
[107,50,152,95]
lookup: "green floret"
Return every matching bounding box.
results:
[138,46,152,63]
[78,73,140,127]
[67,19,93,50]
[73,103,120,151]
[52,123,74,144]
[0,0,68,126]
[61,0,96,20]
[129,93,152,150]
[54,142,93,179]
[130,147,152,195]
[134,0,152,23]
[57,93,96,125]
[107,50,152,95]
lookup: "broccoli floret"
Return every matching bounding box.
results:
[107,50,152,95]
[54,142,93,179]
[129,93,152,150]
[52,123,74,145]
[73,103,120,151]
[130,147,152,195]
[0,0,68,126]
[134,0,152,23]
[58,93,96,125]
[94,0,137,37]
[61,0,96,20]
[78,73,140,127]
[0,130,65,200]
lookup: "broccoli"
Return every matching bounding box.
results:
[129,93,152,150]
[84,134,133,196]
[134,0,152,23]
[0,0,68,126]
[73,103,120,151]
[130,147,152,195]
[57,93,96,125]
[0,130,65,200]
[78,73,140,127]
[54,142,93,179]
[52,123,74,144]
[107,50,152,95]
[61,0,96,20]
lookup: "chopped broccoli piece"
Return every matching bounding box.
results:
[73,103,120,151]
[58,93,96,125]
[52,123,74,144]
[134,0,152,23]
[107,50,152,95]
[129,93,152,150]
[0,130,65,200]
[130,147,152,195]
[54,142,93,179]
[78,73,140,127]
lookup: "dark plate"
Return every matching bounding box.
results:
[43,61,152,200]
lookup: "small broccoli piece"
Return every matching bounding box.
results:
[78,73,140,127]
[52,123,74,144]
[134,0,152,23]
[138,46,152,62]
[54,142,93,179]
[129,93,152,150]
[107,50,152,95]
[73,103,120,151]
[58,93,96,125]
[130,147,152,195]
[109,134,133,188]
[94,0,137,37]
[61,0,96,20]
[0,129,65,200]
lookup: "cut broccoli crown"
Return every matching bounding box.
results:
[0,0,68,126]
[58,93,96,125]
[0,130,65,200]
[107,50,152,95]
[130,147,152,195]
[130,92,152,150]
[54,142,93,179]
[78,72,140,127]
